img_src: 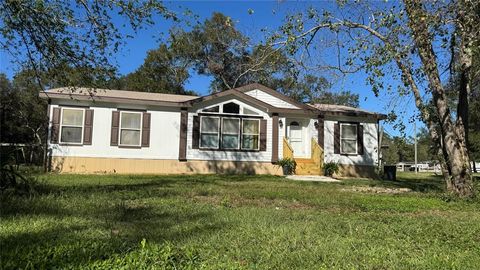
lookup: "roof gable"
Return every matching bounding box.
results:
[233,83,314,111]
[244,89,299,109]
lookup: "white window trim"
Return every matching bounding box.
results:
[340,123,358,155]
[199,115,220,149]
[241,118,260,150]
[59,107,85,144]
[200,101,262,116]
[119,111,143,147]
[221,117,241,150]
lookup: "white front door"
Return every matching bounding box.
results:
[288,121,306,157]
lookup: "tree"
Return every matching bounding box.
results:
[0,0,175,92]
[274,0,479,197]
[0,71,48,165]
[127,12,358,105]
[120,44,191,94]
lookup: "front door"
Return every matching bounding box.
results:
[288,121,306,157]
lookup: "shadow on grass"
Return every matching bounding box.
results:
[0,175,230,269]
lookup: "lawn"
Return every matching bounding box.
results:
[1,172,480,269]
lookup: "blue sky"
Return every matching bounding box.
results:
[0,1,420,137]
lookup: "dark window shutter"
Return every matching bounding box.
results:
[260,119,267,151]
[334,123,340,154]
[110,111,120,146]
[357,124,364,155]
[83,109,94,145]
[179,110,188,160]
[192,116,200,149]
[51,107,61,143]
[141,112,151,147]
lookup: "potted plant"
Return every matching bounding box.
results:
[276,158,297,175]
[324,162,339,177]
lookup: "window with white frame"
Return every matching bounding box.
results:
[60,108,85,144]
[221,118,240,149]
[241,119,260,150]
[119,111,142,146]
[200,116,220,149]
[340,123,358,154]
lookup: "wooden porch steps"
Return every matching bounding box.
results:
[295,158,322,175]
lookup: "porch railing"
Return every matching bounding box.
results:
[283,137,294,159]
[311,138,324,170]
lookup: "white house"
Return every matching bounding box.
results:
[40,83,386,177]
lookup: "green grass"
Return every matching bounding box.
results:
[1,172,480,269]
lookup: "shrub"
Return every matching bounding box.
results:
[0,165,43,196]
[276,158,297,175]
[324,162,339,177]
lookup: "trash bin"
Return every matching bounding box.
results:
[383,165,396,181]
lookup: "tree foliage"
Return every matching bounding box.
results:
[273,0,479,196]
[0,0,175,90]
[121,44,191,94]
[122,12,359,106]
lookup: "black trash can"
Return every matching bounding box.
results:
[383,165,396,181]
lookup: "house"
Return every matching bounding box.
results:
[40,83,386,177]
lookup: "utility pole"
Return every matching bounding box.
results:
[414,121,418,174]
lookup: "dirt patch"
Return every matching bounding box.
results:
[341,186,412,194]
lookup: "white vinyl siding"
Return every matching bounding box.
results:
[50,104,181,160]
[323,117,378,166]
[245,89,299,109]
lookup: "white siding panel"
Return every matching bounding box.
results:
[245,89,299,109]
[323,116,378,166]
[50,104,181,159]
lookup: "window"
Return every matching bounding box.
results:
[242,107,259,115]
[202,106,219,113]
[119,111,142,146]
[340,123,357,154]
[60,108,84,144]
[200,116,220,148]
[223,102,240,114]
[221,118,240,149]
[242,119,260,150]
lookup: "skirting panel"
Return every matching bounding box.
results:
[337,164,377,178]
[51,156,282,175]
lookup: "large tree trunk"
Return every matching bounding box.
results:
[404,0,474,197]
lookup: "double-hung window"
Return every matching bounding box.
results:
[241,119,260,150]
[221,118,240,149]
[340,123,358,154]
[119,111,142,146]
[60,108,85,144]
[200,116,220,149]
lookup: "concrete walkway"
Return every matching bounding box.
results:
[285,175,341,182]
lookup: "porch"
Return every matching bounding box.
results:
[283,137,324,175]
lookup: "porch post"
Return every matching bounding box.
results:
[317,114,324,150]
[272,113,279,163]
